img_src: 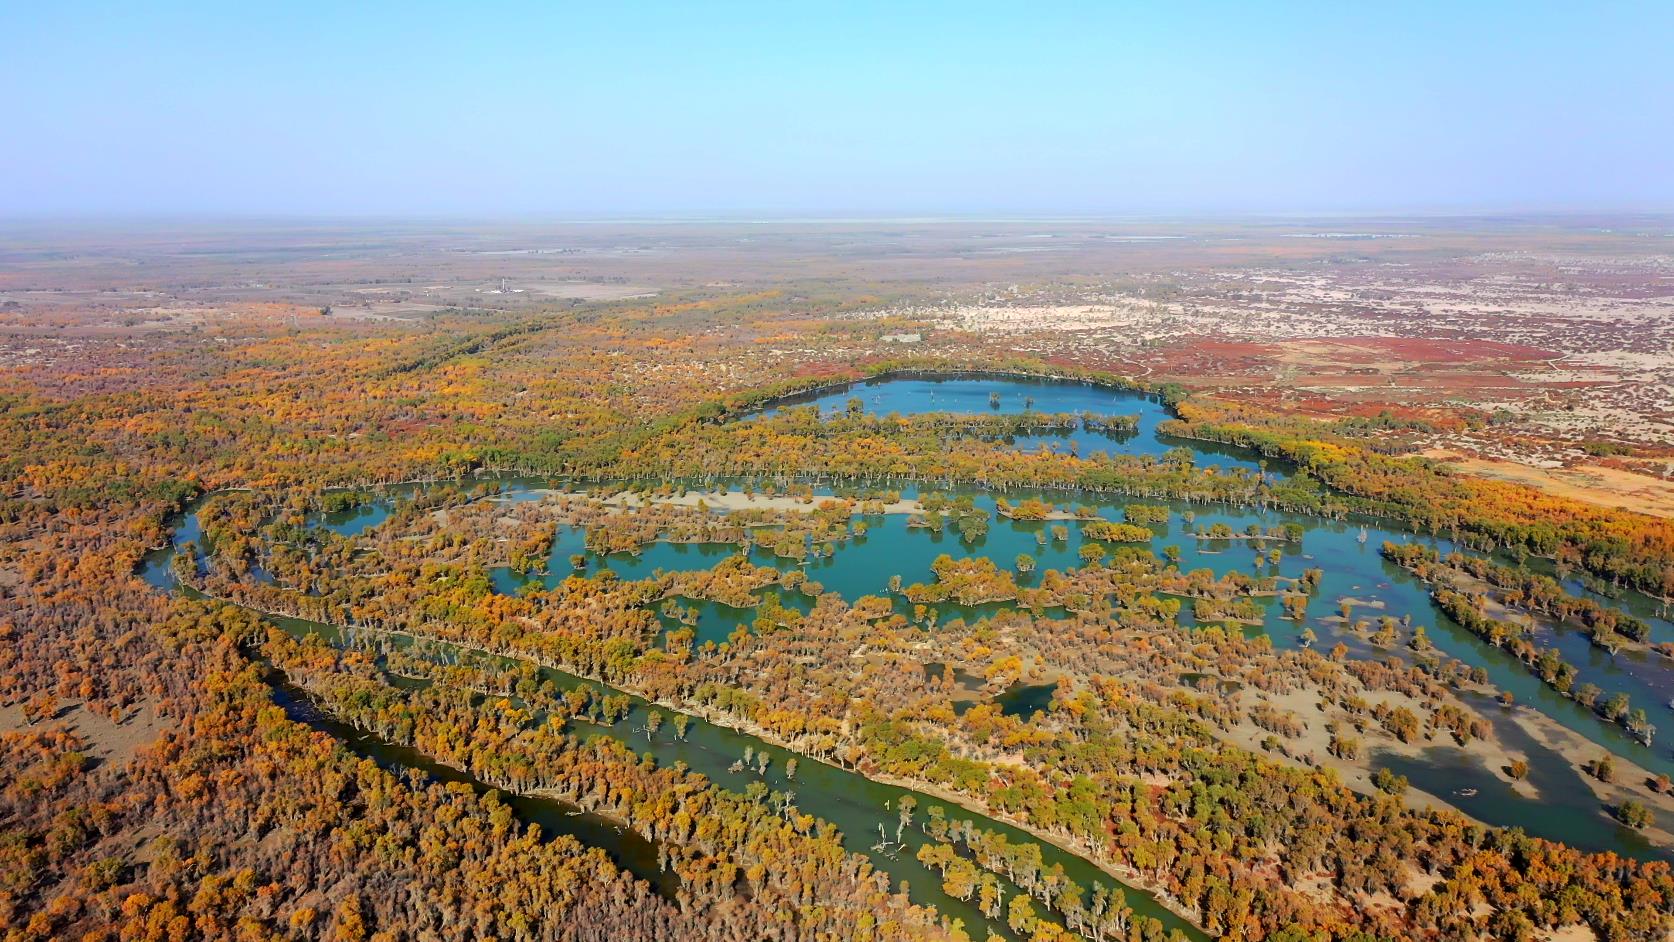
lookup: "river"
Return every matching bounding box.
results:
[136,373,1674,939]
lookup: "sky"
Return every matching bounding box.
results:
[4,1,1672,217]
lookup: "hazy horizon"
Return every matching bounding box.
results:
[5,210,1672,234]
[5,1,1672,217]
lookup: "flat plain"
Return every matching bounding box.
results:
[6,216,1674,942]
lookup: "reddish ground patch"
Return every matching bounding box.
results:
[1143,336,1284,378]
[1319,336,1558,365]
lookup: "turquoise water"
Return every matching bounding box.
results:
[267,671,678,896]
[310,501,393,537]
[142,519,1203,933]
[483,490,1674,805]
[486,378,1674,855]
[1378,690,1661,858]
[190,495,1674,863]
[996,681,1059,719]
[135,372,1674,932]
[249,608,1197,940]
[757,374,1283,475]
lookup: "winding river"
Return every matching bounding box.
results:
[138,373,1674,940]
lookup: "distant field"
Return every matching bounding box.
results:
[2,215,1670,494]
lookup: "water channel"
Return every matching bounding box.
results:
[137,373,1674,940]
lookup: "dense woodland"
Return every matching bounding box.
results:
[174,486,1674,940]
[5,296,1674,941]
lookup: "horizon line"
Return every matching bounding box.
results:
[4,208,1674,229]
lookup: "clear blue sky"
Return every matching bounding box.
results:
[4,1,1671,216]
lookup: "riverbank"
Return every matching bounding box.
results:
[864,768,1205,932]
[172,577,1204,938]
[178,470,1674,860]
[520,488,928,515]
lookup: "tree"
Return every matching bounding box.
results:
[1328,734,1359,760]
[897,795,916,842]
[1007,895,1038,936]
[1373,767,1408,796]
[1594,754,1616,784]
[1603,692,1631,722]
[1618,800,1653,829]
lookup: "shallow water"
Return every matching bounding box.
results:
[254,609,1198,939]
[267,671,677,895]
[996,681,1059,719]
[139,373,1674,915]
[757,374,1283,475]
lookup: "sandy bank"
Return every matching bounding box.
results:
[524,488,927,515]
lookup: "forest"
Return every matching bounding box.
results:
[5,288,1674,942]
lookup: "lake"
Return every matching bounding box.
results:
[136,372,1674,940]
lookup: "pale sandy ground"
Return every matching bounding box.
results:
[1208,674,1674,852]
[1504,702,1674,848]
[1422,449,1674,520]
[0,698,163,764]
[1213,685,1510,819]
[527,489,929,514]
[545,485,1674,848]
[529,489,1094,521]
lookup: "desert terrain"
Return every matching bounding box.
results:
[8,217,1667,507]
